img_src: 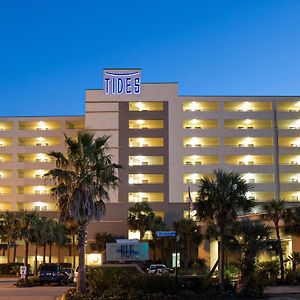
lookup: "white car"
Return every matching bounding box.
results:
[147,264,167,274]
[74,267,78,283]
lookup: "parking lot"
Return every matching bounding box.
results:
[0,280,69,300]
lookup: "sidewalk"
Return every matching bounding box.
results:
[0,277,18,283]
[265,286,300,299]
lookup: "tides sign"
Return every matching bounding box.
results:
[104,70,141,95]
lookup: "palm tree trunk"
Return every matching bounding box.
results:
[187,236,191,269]
[77,224,87,293]
[219,230,225,293]
[72,234,76,268]
[7,242,10,264]
[275,221,284,280]
[13,244,17,263]
[58,246,61,264]
[153,243,157,262]
[43,243,46,264]
[49,244,52,263]
[24,241,29,279]
[35,242,38,275]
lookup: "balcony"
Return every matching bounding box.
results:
[129,102,163,112]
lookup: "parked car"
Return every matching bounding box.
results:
[147,264,167,275]
[74,267,78,283]
[38,264,69,285]
[64,267,75,284]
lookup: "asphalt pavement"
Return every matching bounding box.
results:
[0,281,69,300]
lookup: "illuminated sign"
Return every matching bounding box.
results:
[106,242,149,261]
[156,231,176,237]
[104,70,141,95]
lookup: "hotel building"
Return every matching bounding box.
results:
[1,68,300,266]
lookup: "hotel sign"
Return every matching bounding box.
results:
[106,242,149,261]
[104,70,141,95]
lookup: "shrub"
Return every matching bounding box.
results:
[257,260,279,285]
[0,263,24,275]
[15,276,39,287]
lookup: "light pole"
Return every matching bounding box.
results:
[175,234,180,290]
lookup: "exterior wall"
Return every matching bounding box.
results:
[1,68,300,264]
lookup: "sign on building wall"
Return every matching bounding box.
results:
[106,242,149,261]
[103,70,141,95]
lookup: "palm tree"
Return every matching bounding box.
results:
[54,223,70,263]
[46,131,120,293]
[45,218,58,263]
[65,221,78,268]
[18,211,36,277]
[195,169,254,292]
[127,202,155,240]
[0,212,20,263]
[232,221,278,297]
[287,252,300,272]
[38,217,51,264]
[173,218,203,271]
[149,216,166,261]
[284,206,300,237]
[90,232,116,263]
[263,200,287,280]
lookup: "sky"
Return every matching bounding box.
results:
[0,0,299,116]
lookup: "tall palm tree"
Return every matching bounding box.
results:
[0,212,20,263]
[46,131,120,293]
[195,169,254,292]
[287,252,300,272]
[173,218,203,271]
[284,206,300,237]
[263,200,287,280]
[149,216,166,261]
[90,232,116,263]
[38,217,51,264]
[65,221,78,268]
[46,219,57,263]
[127,201,155,240]
[18,211,36,277]
[54,223,70,263]
[232,221,278,297]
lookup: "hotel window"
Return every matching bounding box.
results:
[129,156,164,166]
[183,101,218,112]
[0,122,13,131]
[129,138,164,148]
[224,101,272,112]
[128,192,164,203]
[183,137,218,147]
[129,102,163,111]
[129,120,163,129]
[224,137,273,147]
[128,174,164,185]
[224,119,272,129]
[183,119,218,129]
[277,101,300,112]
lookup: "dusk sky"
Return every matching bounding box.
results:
[0,0,299,116]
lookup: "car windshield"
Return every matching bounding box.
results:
[150,265,165,270]
[40,266,58,272]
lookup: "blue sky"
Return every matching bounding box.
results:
[0,0,299,116]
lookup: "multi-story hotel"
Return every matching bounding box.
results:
[1,68,300,266]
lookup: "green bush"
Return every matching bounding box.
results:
[15,276,39,287]
[257,260,279,285]
[64,266,228,299]
[0,263,24,275]
[237,272,265,298]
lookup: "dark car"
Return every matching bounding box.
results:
[39,264,68,285]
